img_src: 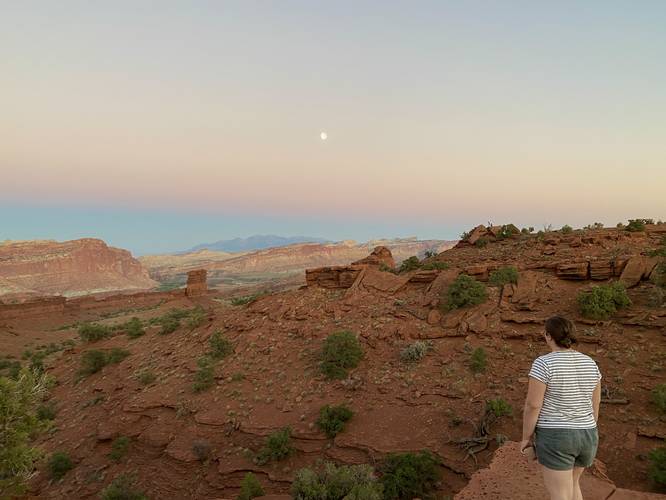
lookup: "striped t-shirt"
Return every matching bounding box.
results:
[528,350,601,429]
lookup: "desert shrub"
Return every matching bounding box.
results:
[109,436,130,462]
[459,231,471,241]
[0,359,22,380]
[209,330,233,359]
[470,347,487,373]
[1,371,49,495]
[577,282,631,320]
[79,350,108,376]
[443,274,487,311]
[420,261,449,270]
[256,427,293,465]
[187,306,206,329]
[192,439,212,461]
[379,451,441,500]
[486,398,513,418]
[320,331,363,380]
[653,384,666,413]
[238,472,265,500]
[28,351,46,374]
[106,348,130,364]
[649,445,666,489]
[192,356,216,393]
[100,474,147,500]
[135,369,156,385]
[474,238,488,248]
[292,462,382,499]
[400,340,432,363]
[584,222,604,230]
[496,224,518,240]
[561,224,573,234]
[124,317,145,339]
[626,219,651,232]
[488,266,519,287]
[424,250,437,259]
[651,262,666,288]
[231,293,264,306]
[398,256,421,273]
[48,451,73,480]
[36,402,57,421]
[78,323,111,342]
[317,404,353,438]
[157,316,180,335]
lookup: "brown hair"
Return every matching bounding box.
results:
[545,316,577,348]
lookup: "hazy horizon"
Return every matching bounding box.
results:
[3,1,665,254]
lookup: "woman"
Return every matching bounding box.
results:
[521,316,602,500]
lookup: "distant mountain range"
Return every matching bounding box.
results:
[184,235,330,253]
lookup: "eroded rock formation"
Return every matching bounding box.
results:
[0,238,156,297]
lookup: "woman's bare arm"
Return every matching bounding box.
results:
[522,377,547,446]
[592,380,601,423]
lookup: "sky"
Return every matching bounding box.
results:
[2,1,665,255]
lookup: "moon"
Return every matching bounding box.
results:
[320,131,328,141]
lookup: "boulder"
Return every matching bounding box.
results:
[590,259,614,280]
[467,225,488,244]
[619,256,660,288]
[351,246,395,269]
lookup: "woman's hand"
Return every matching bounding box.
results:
[520,439,536,461]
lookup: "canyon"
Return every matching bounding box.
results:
[1,222,664,498]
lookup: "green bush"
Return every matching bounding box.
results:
[79,349,129,377]
[231,293,264,306]
[256,427,293,465]
[488,266,519,286]
[292,463,382,499]
[106,348,130,364]
[238,472,265,500]
[651,262,666,288]
[192,356,216,393]
[320,331,363,380]
[400,340,432,364]
[109,436,130,462]
[100,474,147,500]
[135,370,156,385]
[470,347,487,373]
[653,384,666,413]
[78,323,111,342]
[379,451,441,500]
[474,238,489,248]
[486,398,513,418]
[0,370,48,496]
[187,306,206,329]
[496,224,519,240]
[157,316,180,335]
[626,219,651,232]
[209,330,233,359]
[649,445,666,489]
[398,256,421,273]
[317,404,353,438]
[443,274,487,311]
[79,350,109,376]
[577,282,631,320]
[420,261,450,271]
[48,451,73,480]
[36,402,57,421]
[124,317,145,339]
[561,224,573,234]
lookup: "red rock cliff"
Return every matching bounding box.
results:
[0,238,157,297]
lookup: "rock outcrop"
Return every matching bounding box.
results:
[0,238,157,297]
[455,442,665,499]
[185,269,207,297]
[351,246,395,268]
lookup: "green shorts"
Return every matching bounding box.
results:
[534,427,598,471]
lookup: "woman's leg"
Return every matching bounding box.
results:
[541,466,574,500]
[572,466,585,500]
